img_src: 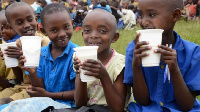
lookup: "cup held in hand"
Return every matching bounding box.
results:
[0,42,18,68]
[20,36,42,68]
[74,46,99,82]
[136,29,164,67]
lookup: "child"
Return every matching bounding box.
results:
[21,3,78,107]
[108,0,121,22]
[124,0,200,111]
[0,2,50,104]
[73,9,130,111]
[121,1,136,30]
[0,10,20,92]
[36,0,47,32]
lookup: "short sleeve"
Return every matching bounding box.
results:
[184,48,200,95]
[37,56,44,79]
[123,40,135,86]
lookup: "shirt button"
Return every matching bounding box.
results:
[160,102,164,106]
[160,65,165,69]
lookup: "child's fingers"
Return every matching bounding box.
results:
[134,33,141,45]
[158,45,173,52]
[154,49,175,56]
[134,46,151,54]
[83,71,98,77]
[135,41,149,49]
[135,53,149,59]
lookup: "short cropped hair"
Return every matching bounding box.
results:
[5,2,33,23]
[164,0,183,10]
[40,3,70,27]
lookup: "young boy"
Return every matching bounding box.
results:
[21,3,78,107]
[0,10,20,92]
[0,2,50,103]
[36,0,47,32]
[73,9,130,111]
[124,0,200,111]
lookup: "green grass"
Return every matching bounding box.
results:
[71,20,200,55]
[71,20,200,101]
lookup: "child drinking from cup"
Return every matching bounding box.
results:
[0,2,50,104]
[20,3,78,107]
[124,0,200,111]
[73,9,130,111]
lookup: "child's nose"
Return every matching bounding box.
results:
[90,31,98,38]
[24,21,31,29]
[141,17,150,28]
[58,30,66,37]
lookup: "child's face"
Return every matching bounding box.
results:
[8,5,37,36]
[43,11,73,48]
[82,11,118,53]
[138,0,173,31]
[1,16,16,41]
[122,2,128,9]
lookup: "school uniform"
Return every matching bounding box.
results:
[124,31,200,112]
[37,41,78,107]
[0,32,50,100]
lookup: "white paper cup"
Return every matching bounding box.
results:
[136,29,164,67]
[20,36,42,68]
[74,46,99,82]
[0,42,18,68]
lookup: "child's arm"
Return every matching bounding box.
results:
[155,45,196,111]
[132,34,151,106]
[74,57,88,107]
[0,76,14,89]
[81,59,127,112]
[26,85,75,101]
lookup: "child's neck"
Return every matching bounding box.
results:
[98,48,113,66]
[162,32,176,47]
[50,44,66,60]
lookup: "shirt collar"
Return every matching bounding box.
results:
[173,31,184,51]
[2,34,20,43]
[42,41,73,60]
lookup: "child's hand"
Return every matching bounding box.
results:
[73,56,81,74]
[19,55,36,74]
[133,33,151,67]
[81,59,108,80]
[0,51,4,60]
[26,85,47,97]
[155,45,178,70]
[5,46,22,59]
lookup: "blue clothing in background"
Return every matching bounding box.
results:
[94,4,112,13]
[1,34,20,43]
[124,31,200,112]
[37,41,78,107]
[71,12,75,20]
[36,6,43,23]
[0,104,9,111]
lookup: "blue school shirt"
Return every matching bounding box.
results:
[37,41,78,107]
[36,6,42,23]
[124,31,200,112]
[1,34,20,43]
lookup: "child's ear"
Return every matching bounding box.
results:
[172,8,182,22]
[40,27,47,36]
[111,32,119,43]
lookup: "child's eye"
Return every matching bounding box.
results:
[83,29,90,33]
[149,13,156,17]
[64,25,70,29]
[99,29,107,34]
[16,21,23,25]
[28,18,33,22]
[51,29,57,33]
[138,13,143,19]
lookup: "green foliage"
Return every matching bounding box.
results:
[71,20,200,55]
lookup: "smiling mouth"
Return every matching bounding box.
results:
[88,42,101,46]
[57,38,68,44]
[24,29,35,36]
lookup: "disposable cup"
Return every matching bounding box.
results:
[136,29,164,67]
[0,42,18,68]
[74,46,99,82]
[20,36,42,68]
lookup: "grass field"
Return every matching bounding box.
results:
[71,20,200,55]
[71,20,200,100]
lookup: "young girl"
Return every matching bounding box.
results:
[20,3,78,107]
[73,9,130,112]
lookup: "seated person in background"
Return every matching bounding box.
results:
[94,0,112,13]
[0,10,20,92]
[73,9,131,112]
[122,2,136,30]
